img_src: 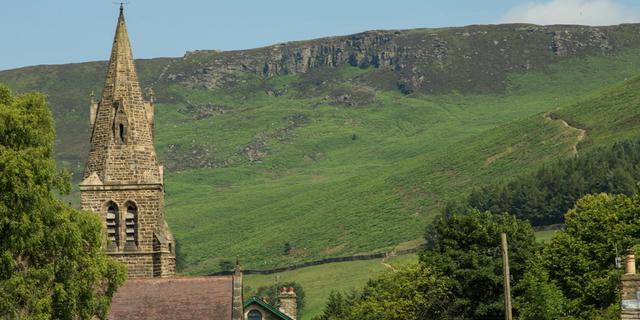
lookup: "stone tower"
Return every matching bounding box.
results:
[79,5,175,278]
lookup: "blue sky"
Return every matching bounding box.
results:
[2,0,640,71]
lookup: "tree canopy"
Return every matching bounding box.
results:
[313,264,452,320]
[0,84,126,319]
[540,193,640,318]
[420,210,537,319]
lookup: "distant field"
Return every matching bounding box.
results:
[535,229,560,243]
[243,229,559,319]
[244,253,419,320]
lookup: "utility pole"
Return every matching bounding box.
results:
[501,233,513,320]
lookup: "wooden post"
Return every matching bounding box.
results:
[501,233,513,320]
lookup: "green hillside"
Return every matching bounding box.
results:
[162,53,640,273]
[555,75,640,149]
[2,24,640,274]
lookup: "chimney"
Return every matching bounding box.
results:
[626,249,636,275]
[231,259,244,320]
[278,286,297,320]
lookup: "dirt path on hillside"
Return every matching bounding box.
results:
[544,113,586,156]
[380,251,397,273]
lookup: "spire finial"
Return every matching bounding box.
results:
[114,2,128,16]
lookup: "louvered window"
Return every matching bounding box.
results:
[125,203,138,248]
[106,202,119,248]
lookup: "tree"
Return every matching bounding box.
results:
[420,210,538,319]
[218,260,234,272]
[515,253,567,320]
[283,242,292,255]
[348,264,452,320]
[542,193,640,318]
[0,85,126,319]
[313,291,355,320]
[312,264,452,320]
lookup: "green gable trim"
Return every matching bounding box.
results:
[243,296,293,320]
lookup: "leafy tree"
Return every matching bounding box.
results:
[420,210,537,319]
[313,264,452,320]
[253,281,306,317]
[218,260,234,272]
[515,253,567,320]
[542,193,640,318]
[0,85,126,319]
[313,291,356,320]
[348,264,451,320]
[283,242,292,255]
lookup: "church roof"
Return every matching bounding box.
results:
[244,297,293,320]
[108,276,234,320]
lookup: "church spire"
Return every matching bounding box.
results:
[102,2,139,106]
[80,6,175,278]
[82,6,159,184]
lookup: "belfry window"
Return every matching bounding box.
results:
[125,202,138,249]
[106,202,119,248]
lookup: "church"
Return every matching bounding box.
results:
[80,6,298,320]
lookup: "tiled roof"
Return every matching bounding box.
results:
[108,276,233,320]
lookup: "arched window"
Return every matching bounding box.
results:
[248,309,263,320]
[124,202,138,249]
[106,202,119,248]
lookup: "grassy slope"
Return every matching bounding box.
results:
[163,50,640,273]
[555,75,640,150]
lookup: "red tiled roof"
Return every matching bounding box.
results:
[108,276,233,320]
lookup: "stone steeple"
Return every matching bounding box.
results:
[80,5,175,278]
[83,4,159,184]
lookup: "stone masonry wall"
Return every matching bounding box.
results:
[80,185,175,277]
[81,187,163,252]
[622,274,640,319]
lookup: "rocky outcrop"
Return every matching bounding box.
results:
[548,28,612,56]
[162,24,640,94]
[242,113,309,163]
